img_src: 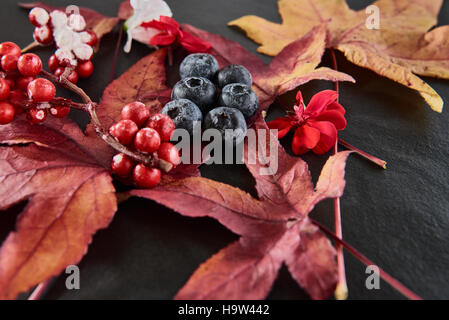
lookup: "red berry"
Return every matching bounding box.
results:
[16,76,35,91]
[67,70,79,84]
[27,108,47,124]
[48,54,60,73]
[33,25,53,45]
[0,102,15,124]
[29,7,50,27]
[134,128,161,154]
[76,60,94,78]
[157,143,180,172]
[0,42,21,58]
[121,101,149,127]
[9,90,27,112]
[111,153,135,177]
[85,30,98,47]
[49,105,70,118]
[4,78,15,90]
[109,119,139,145]
[54,67,64,77]
[27,78,56,102]
[146,113,175,142]
[132,164,161,188]
[0,79,10,100]
[17,53,43,77]
[1,54,19,71]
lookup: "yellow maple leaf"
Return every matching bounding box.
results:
[229,0,447,112]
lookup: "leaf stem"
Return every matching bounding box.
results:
[110,22,124,83]
[330,48,348,300]
[338,138,387,169]
[311,219,422,300]
[28,278,53,300]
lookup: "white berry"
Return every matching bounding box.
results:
[50,10,68,28]
[68,14,86,32]
[73,44,93,61]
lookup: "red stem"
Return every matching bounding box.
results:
[312,219,422,300]
[338,138,387,169]
[28,279,52,300]
[329,48,347,300]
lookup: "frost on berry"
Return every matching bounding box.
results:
[50,10,68,28]
[73,44,93,61]
[68,14,86,32]
[55,49,77,67]
[34,26,53,45]
[29,7,50,27]
[79,31,92,44]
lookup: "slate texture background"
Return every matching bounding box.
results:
[0,0,448,300]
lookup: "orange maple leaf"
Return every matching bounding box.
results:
[229,0,448,112]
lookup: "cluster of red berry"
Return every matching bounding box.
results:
[110,102,180,188]
[0,41,70,125]
[29,7,97,84]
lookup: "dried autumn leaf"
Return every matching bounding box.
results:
[131,118,353,299]
[229,0,447,112]
[19,2,120,42]
[0,118,117,299]
[183,24,354,111]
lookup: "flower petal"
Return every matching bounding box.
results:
[326,101,346,115]
[315,110,347,130]
[291,125,321,155]
[179,31,211,52]
[305,90,338,118]
[267,117,293,139]
[308,121,337,155]
[149,33,177,46]
[295,90,304,106]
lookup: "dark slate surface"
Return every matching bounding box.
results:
[0,0,448,300]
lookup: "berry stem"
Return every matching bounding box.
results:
[38,69,157,167]
[330,48,348,300]
[311,219,422,300]
[21,40,41,53]
[338,138,387,169]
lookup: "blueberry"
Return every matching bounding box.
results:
[171,77,216,113]
[204,107,247,145]
[180,53,219,80]
[219,83,258,119]
[217,65,252,88]
[161,99,202,135]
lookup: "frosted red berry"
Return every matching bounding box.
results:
[157,143,180,172]
[1,54,19,71]
[27,78,56,102]
[33,25,53,45]
[146,113,175,142]
[109,119,139,145]
[0,42,21,58]
[111,153,135,177]
[17,53,43,77]
[121,101,149,127]
[16,76,35,91]
[0,79,11,100]
[0,102,15,124]
[27,108,47,124]
[67,70,79,84]
[134,128,161,154]
[48,54,61,73]
[85,30,98,47]
[29,7,50,27]
[50,105,71,118]
[132,164,161,188]
[76,60,94,78]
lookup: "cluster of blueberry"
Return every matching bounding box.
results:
[0,41,70,125]
[109,102,181,188]
[29,7,97,84]
[162,53,257,145]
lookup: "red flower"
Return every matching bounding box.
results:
[141,16,211,53]
[268,90,347,155]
